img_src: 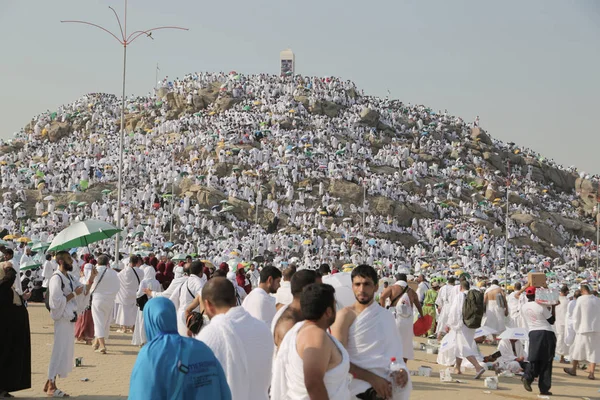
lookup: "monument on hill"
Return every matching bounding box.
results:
[280,49,295,76]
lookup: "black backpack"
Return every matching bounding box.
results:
[462,289,485,329]
[45,274,65,312]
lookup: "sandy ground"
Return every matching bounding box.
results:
[12,303,599,399]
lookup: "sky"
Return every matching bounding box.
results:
[1,0,599,172]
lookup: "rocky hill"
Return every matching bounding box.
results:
[2,71,598,271]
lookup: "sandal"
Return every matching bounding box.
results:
[588,375,595,380]
[474,369,485,380]
[47,389,69,397]
[0,391,15,398]
[564,368,577,377]
[95,347,107,354]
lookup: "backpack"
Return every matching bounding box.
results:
[45,273,65,312]
[462,289,485,329]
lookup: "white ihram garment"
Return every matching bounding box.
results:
[271,321,351,400]
[132,268,162,346]
[170,274,204,336]
[448,291,478,359]
[242,287,276,326]
[47,271,86,380]
[197,306,274,400]
[90,266,120,339]
[346,301,412,399]
[394,289,414,360]
[114,266,143,326]
[554,295,569,356]
[570,294,600,363]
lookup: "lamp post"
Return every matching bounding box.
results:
[505,161,510,289]
[61,0,188,264]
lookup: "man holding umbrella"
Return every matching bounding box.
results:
[45,250,97,397]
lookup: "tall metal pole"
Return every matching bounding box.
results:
[155,63,159,91]
[596,181,600,292]
[505,160,510,289]
[362,180,366,237]
[170,179,174,242]
[61,1,188,265]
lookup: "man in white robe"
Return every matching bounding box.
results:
[554,285,570,363]
[435,277,456,338]
[331,265,411,400]
[195,277,273,400]
[115,255,143,333]
[146,265,186,299]
[170,261,204,336]
[447,280,486,379]
[90,254,120,353]
[242,266,281,326]
[45,251,96,397]
[248,264,261,288]
[272,283,350,400]
[483,279,508,336]
[496,338,527,373]
[274,266,294,307]
[564,284,600,380]
[507,283,526,328]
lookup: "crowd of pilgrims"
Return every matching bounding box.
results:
[0,71,600,397]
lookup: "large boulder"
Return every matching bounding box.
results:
[196,187,226,208]
[48,122,71,142]
[310,100,344,118]
[214,96,240,113]
[530,221,565,246]
[370,197,414,226]
[483,152,506,173]
[328,180,363,204]
[360,108,380,127]
[575,177,597,214]
[511,213,535,225]
[471,127,492,145]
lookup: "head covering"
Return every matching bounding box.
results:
[219,262,229,273]
[143,297,177,340]
[226,271,239,287]
[129,297,232,399]
[525,286,536,296]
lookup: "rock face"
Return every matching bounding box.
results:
[576,177,597,214]
[511,213,535,225]
[310,100,344,118]
[483,152,506,173]
[471,127,492,145]
[530,221,565,246]
[48,122,71,142]
[214,96,240,113]
[328,180,363,204]
[360,108,380,127]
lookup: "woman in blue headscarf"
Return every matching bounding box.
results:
[129,297,231,400]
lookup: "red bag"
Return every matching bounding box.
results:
[413,315,433,336]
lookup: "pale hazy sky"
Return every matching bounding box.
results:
[1,0,599,172]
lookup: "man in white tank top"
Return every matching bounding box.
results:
[272,283,350,400]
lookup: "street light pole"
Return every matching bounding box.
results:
[505,160,510,289]
[61,0,188,265]
[596,185,599,291]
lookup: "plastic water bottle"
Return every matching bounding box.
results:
[389,357,404,399]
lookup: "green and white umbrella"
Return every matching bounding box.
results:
[48,219,121,252]
[31,242,50,252]
[20,259,42,271]
[171,253,188,261]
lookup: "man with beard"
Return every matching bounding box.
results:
[331,265,411,400]
[242,266,281,326]
[272,283,350,400]
[45,250,97,397]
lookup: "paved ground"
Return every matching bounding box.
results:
[13,303,600,399]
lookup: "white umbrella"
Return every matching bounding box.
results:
[322,272,355,309]
[498,327,528,340]
[474,325,498,338]
[13,202,22,210]
[43,195,55,201]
